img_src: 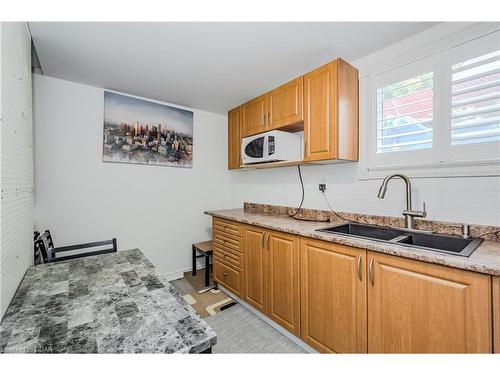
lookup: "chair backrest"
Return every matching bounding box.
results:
[34,231,43,265]
[42,230,55,248]
[35,229,117,264]
[36,230,55,263]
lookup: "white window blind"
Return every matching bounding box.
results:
[376,72,434,153]
[368,29,500,175]
[451,47,500,146]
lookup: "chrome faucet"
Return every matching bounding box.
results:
[377,174,427,230]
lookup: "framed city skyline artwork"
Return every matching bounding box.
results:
[103,91,194,168]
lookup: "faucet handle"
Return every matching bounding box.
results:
[403,201,427,218]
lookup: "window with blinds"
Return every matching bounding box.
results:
[451,50,500,146]
[376,72,434,153]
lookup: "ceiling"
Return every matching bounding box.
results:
[29,22,438,114]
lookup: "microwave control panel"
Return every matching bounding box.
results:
[268,136,275,155]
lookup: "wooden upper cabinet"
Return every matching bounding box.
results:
[241,95,267,137]
[367,251,492,353]
[304,59,359,162]
[244,225,267,314]
[300,238,367,353]
[228,106,242,170]
[267,230,300,336]
[267,77,303,130]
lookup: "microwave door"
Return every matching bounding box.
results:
[243,136,267,163]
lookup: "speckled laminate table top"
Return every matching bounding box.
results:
[0,249,216,353]
[205,208,500,277]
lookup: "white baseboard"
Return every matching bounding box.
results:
[217,285,318,354]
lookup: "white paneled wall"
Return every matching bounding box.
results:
[0,22,33,318]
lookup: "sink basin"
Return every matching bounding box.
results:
[319,223,407,241]
[316,223,483,257]
[396,232,482,257]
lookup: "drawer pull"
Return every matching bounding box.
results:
[223,272,228,277]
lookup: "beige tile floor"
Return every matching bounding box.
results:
[172,271,306,353]
[205,303,306,353]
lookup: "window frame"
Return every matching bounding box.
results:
[361,25,500,179]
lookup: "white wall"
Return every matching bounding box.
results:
[229,163,500,226]
[0,22,33,318]
[33,74,231,278]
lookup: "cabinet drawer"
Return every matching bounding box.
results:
[213,233,242,253]
[213,218,241,238]
[213,245,244,268]
[214,258,243,297]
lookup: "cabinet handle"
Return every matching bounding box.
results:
[357,255,362,281]
[263,114,266,125]
[262,232,270,250]
[223,272,228,277]
[369,258,375,286]
[267,233,271,250]
[304,141,307,158]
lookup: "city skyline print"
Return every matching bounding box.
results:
[103,91,194,168]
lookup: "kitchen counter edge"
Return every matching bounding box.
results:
[205,209,500,277]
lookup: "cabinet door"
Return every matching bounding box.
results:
[368,252,491,353]
[228,107,242,170]
[300,238,367,353]
[268,77,303,130]
[493,276,500,353]
[242,95,267,137]
[267,230,300,336]
[303,61,338,161]
[244,226,267,313]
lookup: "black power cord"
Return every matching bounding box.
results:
[289,165,305,219]
[289,166,329,222]
[321,191,356,223]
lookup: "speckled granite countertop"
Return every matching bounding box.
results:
[205,208,500,277]
[0,249,216,353]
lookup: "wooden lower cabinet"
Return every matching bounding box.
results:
[244,225,267,313]
[242,225,300,335]
[300,238,367,353]
[213,218,495,354]
[493,276,500,353]
[267,230,300,336]
[367,251,492,353]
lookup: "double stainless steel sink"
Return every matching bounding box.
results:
[316,223,483,257]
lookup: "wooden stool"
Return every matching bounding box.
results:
[192,241,214,290]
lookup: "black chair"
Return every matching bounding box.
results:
[35,230,117,263]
